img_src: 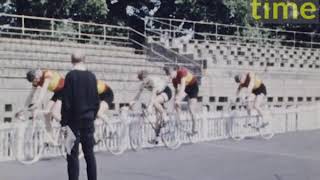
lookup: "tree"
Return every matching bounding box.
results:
[13,0,108,23]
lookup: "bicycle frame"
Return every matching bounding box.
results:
[228,98,274,140]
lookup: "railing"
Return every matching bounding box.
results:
[145,16,320,48]
[0,13,202,73]
[0,103,319,162]
[130,25,202,69]
[0,13,130,46]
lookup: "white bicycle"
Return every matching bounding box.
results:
[142,104,181,150]
[228,99,274,141]
[126,102,182,151]
[14,109,83,164]
[94,115,127,155]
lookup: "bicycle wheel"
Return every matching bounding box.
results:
[228,112,245,141]
[128,119,144,151]
[103,121,126,155]
[161,120,181,150]
[173,112,198,144]
[15,121,45,165]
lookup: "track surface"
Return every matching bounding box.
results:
[0,130,319,180]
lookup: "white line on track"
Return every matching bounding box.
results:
[203,142,320,161]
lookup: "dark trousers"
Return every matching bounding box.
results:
[67,125,97,180]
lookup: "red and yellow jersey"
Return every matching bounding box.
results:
[35,70,110,95]
[239,73,262,90]
[172,67,197,88]
[36,70,64,93]
[97,80,110,95]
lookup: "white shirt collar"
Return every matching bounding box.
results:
[73,63,87,71]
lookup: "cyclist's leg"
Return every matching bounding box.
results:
[188,97,198,134]
[97,101,109,122]
[153,93,169,138]
[47,90,63,121]
[253,94,267,125]
[45,91,62,144]
[51,100,62,121]
[245,94,256,126]
[97,89,113,122]
[174,93,187,122]
[186,83,199,134]
[43,100,55,143]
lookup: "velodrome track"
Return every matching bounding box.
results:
[0,130,319,180]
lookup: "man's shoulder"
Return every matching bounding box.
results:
[86,71,97,80]
[65,70,76,78]
[66,70,96,79]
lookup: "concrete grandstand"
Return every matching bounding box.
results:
[0,13,319,123]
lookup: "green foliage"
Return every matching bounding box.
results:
[2,0,317,37]
[223,0,251,25]
[13,0,108,22]
[68,0,108,23]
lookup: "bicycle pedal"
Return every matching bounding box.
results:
[148,139,159,145]
[243,123,252,128]
[44,142,49,147]
[94,139,102,145]
[260,122,269,128]
[187,131,197,137]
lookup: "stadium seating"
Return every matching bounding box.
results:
[0,37,166,120]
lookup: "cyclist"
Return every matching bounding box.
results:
[25,69,64,144]
[130,70,172,144]
[96,79,114,122]
[163,66,199,135]
[234,72,269,127]
[24,68,114,143]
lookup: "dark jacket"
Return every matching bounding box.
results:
[61,69,100,129]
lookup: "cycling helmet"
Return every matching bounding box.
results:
[137,70,148,80]
[163,66,171,76]
[26,69,41,82]
[234,74,241,83]
[26,70,36,82]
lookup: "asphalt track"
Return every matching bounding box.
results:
[0,130,319,180]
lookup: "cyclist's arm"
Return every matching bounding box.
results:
[24,86,38,107]
[247,72,255,93]
[148,88,157,109]
[34,78,50,107]
[176,77,186,101]
[132,83,144,102]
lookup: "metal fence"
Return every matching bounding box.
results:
[0,103,319,162]
[145,16,320,48]
[0,13,130,46]
[0,13,203,71]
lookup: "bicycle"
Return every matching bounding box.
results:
[94,114,127,155]
[13,108,83,164]
[126,102,181,151]
[126,108,144,151]
[228,98,274,141]
[171,101,200,144]
[141,103,181,150]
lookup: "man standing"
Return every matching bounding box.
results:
[61,52,100,180]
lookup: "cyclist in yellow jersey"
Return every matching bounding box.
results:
[234,72,268,127]
[96,80,114,121]
[24,69,65,144]
[22,62,114,145]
